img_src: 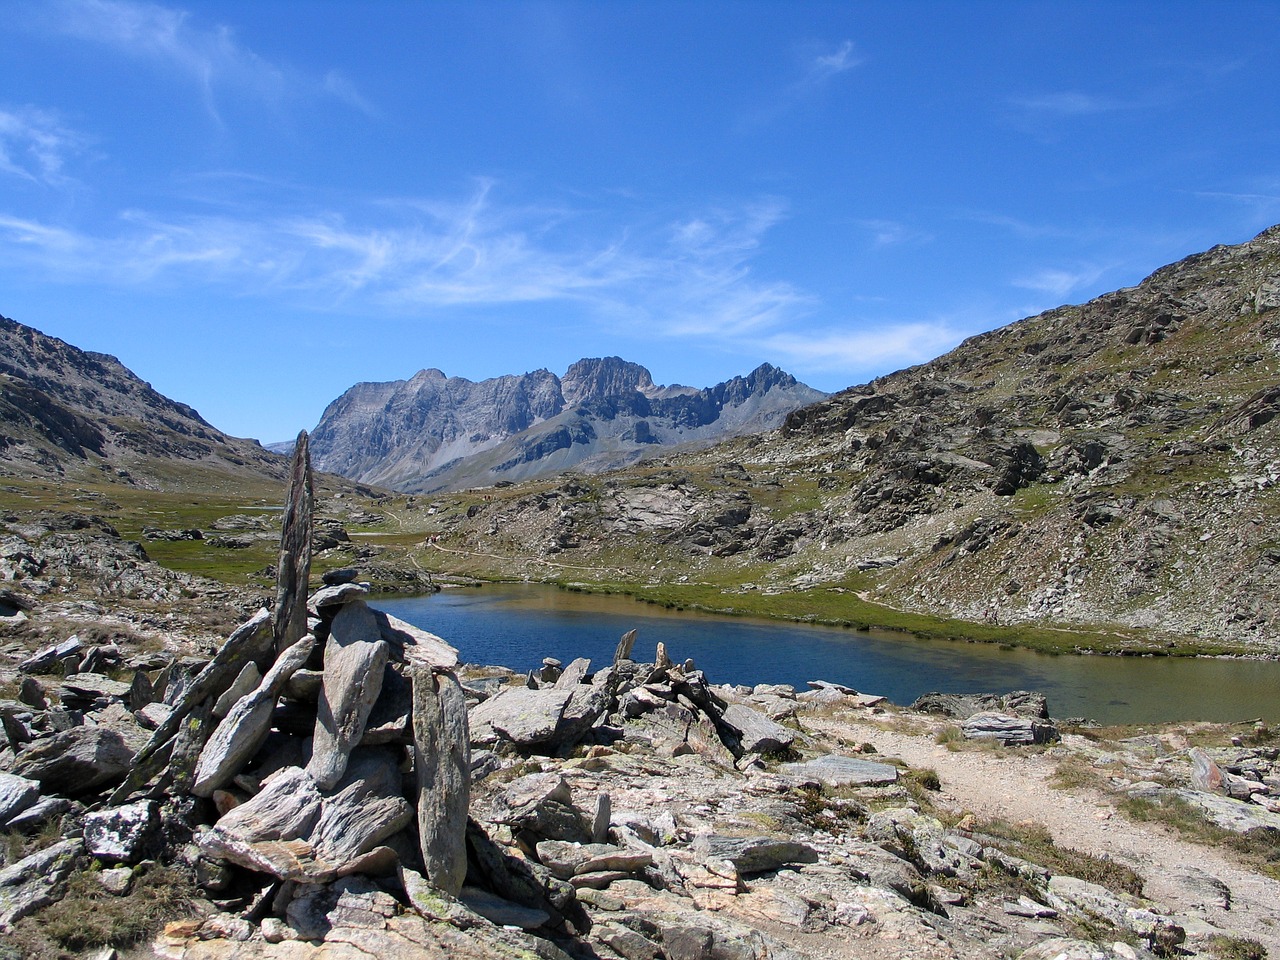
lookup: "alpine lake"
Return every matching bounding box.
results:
[375,583,1280,725]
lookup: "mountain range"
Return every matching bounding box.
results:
[305,358,826,492]
[428,225,1280,649]
[0,315,285,490]
[2,223,1278,649]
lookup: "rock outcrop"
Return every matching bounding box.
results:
[308,357,826,492]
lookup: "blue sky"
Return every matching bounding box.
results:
[2,1,1279,443]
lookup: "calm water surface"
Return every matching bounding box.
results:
[374,584,1280,725]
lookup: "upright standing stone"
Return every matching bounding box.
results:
[274,430,313,657]
[413,668,470,896]
[308,601,389,790]
[613,629,637,664]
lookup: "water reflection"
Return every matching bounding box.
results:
[375,584,1280,725]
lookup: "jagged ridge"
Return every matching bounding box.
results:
[308,356,826,492]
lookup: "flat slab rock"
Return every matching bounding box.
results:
[963,711,1059,746]
[0,772,40,825]
[535,840,653,880]
[778,754,899,786]
[721,703,796,754]
[692,835,819,875]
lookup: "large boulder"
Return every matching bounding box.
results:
[962,711,1059,745]
[14,725,134,795]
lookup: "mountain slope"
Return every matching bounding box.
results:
[309,357,826,492]
[0,314,287,489]
[422,226,1280,650]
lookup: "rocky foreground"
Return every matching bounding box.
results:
[2,445,1280,960]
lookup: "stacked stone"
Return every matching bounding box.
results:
[469,640,798,769]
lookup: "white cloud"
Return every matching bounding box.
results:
[760,321,966,376]
[1010,92,1129,116]
[1011,263,1109,299]
[805,40,860,87]
[856,218,933,248]
[0,107,87,185]
[45,0,370,119]
[0,184,812,347]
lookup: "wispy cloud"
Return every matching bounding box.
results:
[43,0,371,120]
[0,107,88,185]
[802,40,860,89]
[856,218,933,248]
[760,320,966,376]
[1009,91,1131,116]
[737,38,860,131]
[1011,263,1110,299]
[0,184,812,346]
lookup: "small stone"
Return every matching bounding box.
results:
[97,867,133,895]
[83,800,160,864]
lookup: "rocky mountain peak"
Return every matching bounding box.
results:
[309,357,826,492]
[561,357,667,404]
[0,313,285,486]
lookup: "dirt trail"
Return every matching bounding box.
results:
[824,716,1280,954]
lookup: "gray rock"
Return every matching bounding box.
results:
[273,432,313,656]
[194,632,316,797]
[1165,787,1280,833]
[17,677,47,709]
[19,636,84,674]
[0,773,40,826]
[0,837,82,928]
[912,690,1050,720]
[470,686,574,747]
[310,748,414,868]
[97,866,134,896]
[323,567,360,586]
[83,799,160,863]
[613,629,638,664]
[308,600,390,790]
[309,581,370,609]
[490,773,590,844]
[457,886,551,930]
[212,662,261,719]
[375,609,459,670]
[779,754,899,786]
[14,724,134,795]
[413,668,470,896]
[3,795,73,833]
[59,673,132,704]
[553,657,592,689]
[721,703,796,754]
[215,765,324,843]
[535,840,652,880]
[692,835,818,875]
[360,663,412,745]
[109,607,274,804]
[963,711,1059,745]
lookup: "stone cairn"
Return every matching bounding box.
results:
[0,432,823,951]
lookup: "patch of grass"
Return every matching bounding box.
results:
[1050,755,1109,791]
[10,862,197,958]
[975,816,1145,898]
[934,725,964,748]
[1120,794,1280,881]
[1203,934,1269,960]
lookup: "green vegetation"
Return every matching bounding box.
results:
[1203,935,1269,960]
[1119,794,1280,881]
[10,863,196,959]
[559,576,1249,657]
[974,816,1145,898]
